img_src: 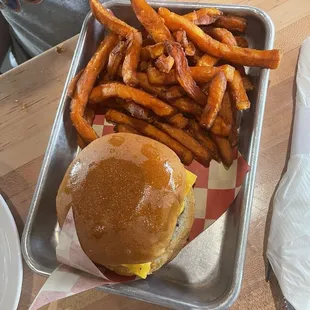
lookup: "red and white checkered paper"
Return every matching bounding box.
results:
[30,116,250,310]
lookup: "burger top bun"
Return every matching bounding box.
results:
[56,133,187,266]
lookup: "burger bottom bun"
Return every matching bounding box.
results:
[105,188,195,277]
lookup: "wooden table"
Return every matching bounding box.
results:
[0,0,309,309]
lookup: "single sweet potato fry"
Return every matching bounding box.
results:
[169,97,202,118]
[105,109,193,165]
[95,98,120,115]
[76,107,96,148]
[190,48,204,65]
[200,71,227,129]
[201,82,211,95]
[229,123,238,147]
[84,107,96,125]
[173,30,188,45]
[122,31,142,87]
[235,36,249,48]
[173,30,196,56]
[155,55,175,73]
[184,41,196,57]
[220,65,237,82]
[206,27,237,46]
[214,14,247,33]
[141,42,166,60]
[183,8,222,25]
[137,72,183,101]
[188,120,220,162]
[77,107,95,149]
[90,0,137,37]
[147,67,176,85]
[131,0,173,43]
[107,40,127,79]
[137,72,168,97]
[89,82,176,117]
[67,69,84,98]
[70,32,119,143]
[137,72,185,101]
[165,86,186,100]
[115,123,139,134]
[165,41,208,106]
[218,92,233,125]
[147,65,234,85]
[210,134,234,167]
[146,42,165,59]
[122,100,151,120]
[155,121,212,167]
[167,113,189,129]
[197,54,219,67]
[210,116,232,137]
[229,70,250,110]
[158,8,282,69]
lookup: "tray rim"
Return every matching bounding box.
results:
[21,1,275,309]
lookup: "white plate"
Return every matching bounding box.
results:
[0,195,23,310]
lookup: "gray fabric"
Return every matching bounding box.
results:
[1,0,90,64]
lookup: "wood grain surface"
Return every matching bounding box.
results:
[0,0,309,309]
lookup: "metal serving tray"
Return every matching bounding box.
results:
[22,1,274,309]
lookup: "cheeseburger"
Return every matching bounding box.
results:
[56,133,196,278]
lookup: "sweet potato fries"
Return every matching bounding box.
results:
[70,32,119,143]
[158,7,282,69]
[69,0,281,168]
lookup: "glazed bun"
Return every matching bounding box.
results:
[56,133,193,267]
[106,189,195,276]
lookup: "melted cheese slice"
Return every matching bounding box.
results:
[121,169,197,279]
[179,169,197,215]
[121,262,151,279]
